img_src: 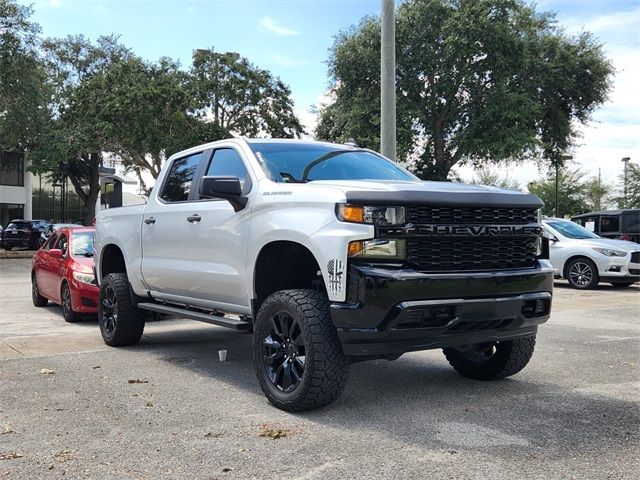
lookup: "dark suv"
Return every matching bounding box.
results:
[1,219,50,250]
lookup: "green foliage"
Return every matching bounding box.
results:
[527,165,609,217]
[317,0,613,180]
[615,162,640,209]
[0,0,49,151]
[469,166,521,191]
[191,49,304,137]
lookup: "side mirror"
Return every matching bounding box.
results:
[200,176,247,212]
[549,236,559,243]
[49,248,63,258]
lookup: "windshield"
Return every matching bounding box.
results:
[71,231,95,257]
[546,220,600,239]
[249,142,417,183]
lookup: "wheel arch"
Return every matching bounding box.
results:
[99,243,127,281]
[253,240,325,314]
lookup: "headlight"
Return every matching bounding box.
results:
[348,239,406,260]
[337,204,405,226]
[73,272,97,285]
[592,248,626,257]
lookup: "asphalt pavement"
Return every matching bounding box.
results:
[0,258,638,479]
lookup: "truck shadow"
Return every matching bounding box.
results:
[129,322,638,453]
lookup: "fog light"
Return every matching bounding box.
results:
[607,266,621,272]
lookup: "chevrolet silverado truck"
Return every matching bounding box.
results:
[94,138,553,411]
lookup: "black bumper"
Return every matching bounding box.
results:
[330,262,553,357]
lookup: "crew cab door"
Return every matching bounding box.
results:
[141,146,253,311]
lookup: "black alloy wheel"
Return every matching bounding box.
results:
[101,284,118,335]
[61,283,80,322]
[262,311,306,393]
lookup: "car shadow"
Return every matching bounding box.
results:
[124,322,638,452]
[553,279,640,291]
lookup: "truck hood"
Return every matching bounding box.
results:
[308,179,543,208]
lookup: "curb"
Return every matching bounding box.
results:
[0,251,35,259]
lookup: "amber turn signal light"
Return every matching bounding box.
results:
[339,205,364,223]
[348,241,363,257]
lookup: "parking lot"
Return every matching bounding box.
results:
[0,257,638,479]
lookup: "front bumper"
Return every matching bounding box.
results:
[69,279,100,313]
[597,253,640,282]
[330,261,553,357]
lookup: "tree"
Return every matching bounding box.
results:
[78,55,229,193]
[190,49,304,137]
[29,35,132,221]
[317,0,613,180]
[528,165,592,217]
[615,161,640,209]
[0,0,49,152]
[469,166,521,191]
[583,176,611,211]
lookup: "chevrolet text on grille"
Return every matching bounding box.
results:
[379,224,543,237]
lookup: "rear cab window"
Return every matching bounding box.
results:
[159,152,203,203]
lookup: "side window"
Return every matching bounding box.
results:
[206,148,251,193]
[160,152,202,202]
[56,234,68,257]
[600,216,619,233]
[44,234,57,250]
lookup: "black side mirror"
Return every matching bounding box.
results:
[200,176,247,212]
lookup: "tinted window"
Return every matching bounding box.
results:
[249,143,416,183]
[44,234,58,250]
[0,151,24,186]
[622,212,640,233]
[600,216,620,233]
[206,149,250,193]
[160,153,202,202]
[71,232,94,257]
[56,233,68,256]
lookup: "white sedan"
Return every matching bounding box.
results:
[543,218,640,289]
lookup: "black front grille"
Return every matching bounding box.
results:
[631,251,640,263]
[407,237,537,272]
[406,206,537,225]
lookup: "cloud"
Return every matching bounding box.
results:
[258,16,299,36]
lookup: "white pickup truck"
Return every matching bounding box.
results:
[95,138,553,411]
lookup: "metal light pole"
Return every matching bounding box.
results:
[380,0,396,161]
[622,157,630,208]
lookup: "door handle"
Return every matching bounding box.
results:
[144,217,156,225]
[187,214,201,223]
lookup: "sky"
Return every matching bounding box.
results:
[23,0,640,191]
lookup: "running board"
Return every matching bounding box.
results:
[137,303,251,331]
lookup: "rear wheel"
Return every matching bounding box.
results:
[253,289,349,412]
[61,282,81,322]
[3,245,12,251]
[31,272,48,307]
[443,336,536,380]
[99,273,145,346]
[566,258,599,289]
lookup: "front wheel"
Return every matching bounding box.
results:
[61,282,81,322]
[253,289,349,412]
[566,258,599,289]
[99,273,145,346]
[443,336,536,380]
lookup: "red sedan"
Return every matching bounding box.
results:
[31,227,99,322]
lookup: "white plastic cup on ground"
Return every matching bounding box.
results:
[218,350,227,362]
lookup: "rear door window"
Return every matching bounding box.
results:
[599,216,620,233]
[160,152,203,202]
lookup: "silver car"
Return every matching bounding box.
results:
[543,218,640,289]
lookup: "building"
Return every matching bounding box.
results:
[0,151,32,227]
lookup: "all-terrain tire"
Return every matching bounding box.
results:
[565,257,599,289]
[99,273,145,346]
[31,272,48,307]
[443,336,536,380]
[61,282,81,322]
[253,289,349,412]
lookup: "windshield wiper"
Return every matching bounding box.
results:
[301,149,363,182]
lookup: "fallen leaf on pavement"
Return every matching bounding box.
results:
[259,428,290,439]
[204,432,223,438]
[53,449,74,463]
[1,426,14,435]
[39,368,55,375]
[128,379,149,384]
